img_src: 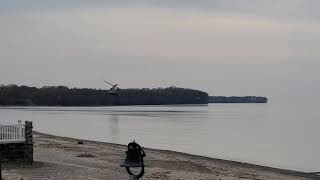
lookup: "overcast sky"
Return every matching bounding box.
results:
[1,0,319,100]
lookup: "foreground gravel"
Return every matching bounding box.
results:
[2,132,319,180]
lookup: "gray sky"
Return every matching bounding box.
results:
[1,0,320,100]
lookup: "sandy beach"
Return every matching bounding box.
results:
[1,132,319,180]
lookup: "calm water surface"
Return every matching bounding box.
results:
[1,103,319,172]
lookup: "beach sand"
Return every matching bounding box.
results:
[1,132,319,180]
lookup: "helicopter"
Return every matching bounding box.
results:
[103,80,120,96]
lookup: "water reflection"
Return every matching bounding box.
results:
[109,114,120,142]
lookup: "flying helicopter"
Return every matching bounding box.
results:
[103,80,120,96]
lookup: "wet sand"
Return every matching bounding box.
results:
[2,132,319,180]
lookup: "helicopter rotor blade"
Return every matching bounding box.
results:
[103,80,115,87]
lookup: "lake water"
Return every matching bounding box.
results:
[1,103,319,172]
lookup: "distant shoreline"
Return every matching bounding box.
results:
[209,96,268,103]
[1,84,269,106]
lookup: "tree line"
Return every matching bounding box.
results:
[0,84,208,106]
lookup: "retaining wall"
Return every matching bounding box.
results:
[0,121,33,163]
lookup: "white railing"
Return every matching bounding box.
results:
[0,124,25,144]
